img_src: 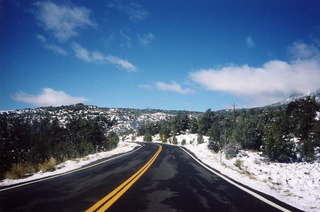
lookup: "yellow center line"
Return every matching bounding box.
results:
[86,145,162,212]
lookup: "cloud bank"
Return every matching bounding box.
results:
[288,41,320,59]
[13,88,87,107]
[35,1,95,42]
[71,43,137,72]
[190,41,320,106]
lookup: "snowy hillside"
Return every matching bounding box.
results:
[0,104,199,133]
[272,89,320,107]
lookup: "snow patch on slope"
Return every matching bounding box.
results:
[133,133,209,144]
[315,111,320,121]
[184,142,320,212]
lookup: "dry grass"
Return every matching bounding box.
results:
[234,159,243,170]
[38,157,57,172]
[244,170,256,180]
[246,149,258,153]
[4,163,36,179]
[5,157,57,179]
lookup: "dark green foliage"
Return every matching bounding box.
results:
[0,115,118,179]
[208,121,221,148]
[189,118,199,133]
[263,120,295,162]
[106,132,119,150]
[138,122,161,136]
[136,96,320,162]
[143,134,152,142]
[198,109,214,135]
[159,124,170,142]
[171,113,190,134]
[311,121,320,150]
[138,112,194,137]
[285,97,318,161]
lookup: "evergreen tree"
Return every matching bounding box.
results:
[172,136,178,145]
[198,109,213,135]
[263,116,295,162]
[189,117,199,133]
[143,134,152,142]
[106,132,119,150]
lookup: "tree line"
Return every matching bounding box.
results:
[138,97,320,162]
[0,114,119,179]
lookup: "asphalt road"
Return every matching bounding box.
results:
[0,143,300,212]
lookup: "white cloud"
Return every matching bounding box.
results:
[138,32,155,46]
[246,36,255,48]
[13,88,87,107]
[106,55,137,72]
[155,82,194,95]
[190,41,320,106]
[36,34,67,55]
[72,42,91,62]
[288,41,320,59]
[107,1,148,22]
[71,43,137,72]
[34,1,95,42]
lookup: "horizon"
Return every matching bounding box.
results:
[2,0,320,111]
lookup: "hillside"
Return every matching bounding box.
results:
[1,93,319,180]
[0,104,200,179]
[0,103,200,134]
[137,94,320,162]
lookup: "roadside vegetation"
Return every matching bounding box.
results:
[1,95,319,180]
[0,116,119,179]
[138,96,320,162]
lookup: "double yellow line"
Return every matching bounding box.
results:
[86,145,162,212]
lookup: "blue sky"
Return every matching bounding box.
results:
[2,0,320,111]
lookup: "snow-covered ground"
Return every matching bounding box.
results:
[185,143,320,212]
[0,142,140,187]
[6,131,317,211]
[315,111,320,121]
[134,133,320,212]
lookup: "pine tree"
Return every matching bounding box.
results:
[172,136,178,145]
[143,134,152,142]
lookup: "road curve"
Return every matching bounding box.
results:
[0,143,301,212]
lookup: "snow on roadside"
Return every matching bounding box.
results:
[315,111,320,121]
[118,133,320,211]
[0,142,140,187]
[184,142,320,212]
[133,133,209,144]
[134,132,319,211]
